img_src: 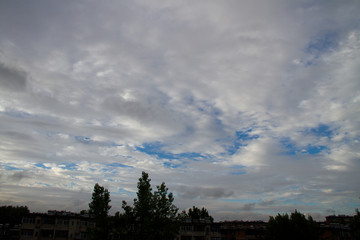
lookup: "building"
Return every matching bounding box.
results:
[20,211,94,240]
[318,215,353,240]
[176,218,222,240]
[0,223,20,240]
[219,221,266,240]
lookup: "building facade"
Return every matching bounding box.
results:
[20,211,94,240]
[176,218,222,240]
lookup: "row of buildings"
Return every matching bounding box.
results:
[0,210,355,240]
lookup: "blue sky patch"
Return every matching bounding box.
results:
[4,109,31,119]
[305,145,328,154]
[280,138,328,155]
[58,163,78,170]
[113,188,135,197]
[230,171,246,175]
[280,138,297,155]
[236,130,260,141]
[34,163,51,169]
[226,129,259,155]
[136,142,206,160]
[306,32,337,54]
[304,32,338,66]
[163,161,183,169]
[308,124,333,138]
[75,136,92,144]
[5,165,24,171]
[283,198,318,206]
[107,162,133,168]
[229,165,246,175]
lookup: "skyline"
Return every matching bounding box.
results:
[0,0,359,221]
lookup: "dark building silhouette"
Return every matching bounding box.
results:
[20,211,94,240]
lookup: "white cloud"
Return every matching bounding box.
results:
[0,0,359,221]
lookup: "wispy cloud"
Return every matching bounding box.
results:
[0,0,359,220]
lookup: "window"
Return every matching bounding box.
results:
[181,225,192,231]
[22,217,35,224]
[55,230,68,238]
[194,237,205,240]
[21,229,34,237]
[75,232,87,239]
[56,219,69,225]
[194,225,205,232]
[42,217,55,224]
[40,229,54,238]
[181,236,192,240]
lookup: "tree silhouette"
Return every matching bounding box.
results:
[121,171,179,240]
[350,209,360,239]
[88,183,111,240]
[0,205,29,225]
[180,206,214,223]
[265,210,318,240]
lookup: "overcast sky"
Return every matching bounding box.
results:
[0,0,359,221]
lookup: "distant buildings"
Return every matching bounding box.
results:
[9,211,356,240]
[176,219,267,240]
[176,218,222,240]
[0,223,20,240]
[218,221,266,240]
[318,215,353,240]
[19,210,94,240]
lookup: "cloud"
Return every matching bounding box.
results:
[10,171,29,182]
[177,186,234,199]
[0,62,27,91]
[242,203,256,211]
[0,0,359,221]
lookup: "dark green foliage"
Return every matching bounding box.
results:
[88,183,111,240]
[265,210,318,240]
[80,209,88,215]
[179,206,214,223]
[152,182,179,239]
[350,209,360,240]
[133,171,153,226]
[0,205,29,225]
[110,211,136,240]
[121,172,179,240]
[89,183,111,218]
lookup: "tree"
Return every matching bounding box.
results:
[88,183,111,240]
[179,206,214,223]
[350,209,360,239]
[265,210,318,240]
[121,172,179,240]
[0,205,29,225]
[191,206,214,222]
[152,182,179,239]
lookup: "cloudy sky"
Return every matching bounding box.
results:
[1,0,359,221]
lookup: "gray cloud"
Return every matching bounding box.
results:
[242,203,256,211]
[10,171,29,182]
[0,62,27,91]
[259,200,275,206]
[240,200,275,211]
[0,0,359,221]
[177,185,234,199]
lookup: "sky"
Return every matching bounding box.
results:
[0,0,359,221]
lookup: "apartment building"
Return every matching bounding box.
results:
[176,218,221,240]
[20,211,94,240]
[219,221,266,240]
